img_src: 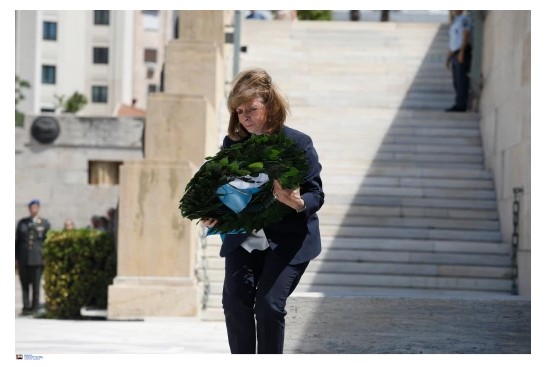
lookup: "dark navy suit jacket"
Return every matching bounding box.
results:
[219,126,325,265]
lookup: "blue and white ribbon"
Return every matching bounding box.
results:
[207,173,269,237]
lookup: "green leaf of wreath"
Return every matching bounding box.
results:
[178,131,309,233]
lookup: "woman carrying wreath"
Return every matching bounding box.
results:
[202,68,325,354]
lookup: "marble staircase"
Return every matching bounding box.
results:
[200,20,515,322]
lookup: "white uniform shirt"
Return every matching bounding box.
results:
[449,13,472,52]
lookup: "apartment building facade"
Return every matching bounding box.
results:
[15,10,176,116]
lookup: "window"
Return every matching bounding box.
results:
[43,21,57,40]
[92,86,108,103]
[146,67,155,79]
[148,84,157,93]
[144,48,157,63]
[93,47,109,64]
[89,160,123,185]
[142,10,160,30]
[42,65,56,84]
[94,10,110,25]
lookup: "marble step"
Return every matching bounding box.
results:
[294,117,480,131]
[295,105,479,117]
[311,134,483,146]
[381,109,480,120]
[328,161,484,170]
[318,237,510,254]
[204,238,511,257]
[321,166,493,179]
[289,95,457,110]
[319,225,502,242]
[318,215,499,231]
[207,272,513,295]
[306,259,512,278]
[319,204,499,220]
[288,286,515,299]
[323,145,485,157]
[317,141,485,153]
[206,255,512,276]
[323,194,497,210]
[309,275,514,293]
[327,152,485,165]
[374,126,483,138]
[323,176,494,189]
[382,134,482,146]
[203,286,520,315]
[200,308,225,322]
[321,160,486,170]
[323,186,495,200]
[312,247,510,266]
[319,148,485,159]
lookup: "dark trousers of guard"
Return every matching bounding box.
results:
[450,45,472,110]
[222,247,309,354]
[19,265,43,312]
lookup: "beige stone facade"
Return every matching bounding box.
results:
[480,11,531,295]
[131,11,175,110]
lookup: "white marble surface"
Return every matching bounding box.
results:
[14,277,229,354]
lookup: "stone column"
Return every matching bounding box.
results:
[108,11,225,319]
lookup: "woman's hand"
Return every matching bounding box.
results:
[273,179,305,212]
[201,218,218,229]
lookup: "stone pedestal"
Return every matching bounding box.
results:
[164,41,224,110]
[108,277,201,318]
[108,10,226,319]
[144,94,218,166]
[108,160,201,318]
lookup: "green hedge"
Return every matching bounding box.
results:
[297,10,332,21]
[42,229,116,319]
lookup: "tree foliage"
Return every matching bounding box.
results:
[63,91,88,113]
[15,75,30,126]
[297,10,332,21]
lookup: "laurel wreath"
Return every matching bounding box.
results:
[179,131,309,233]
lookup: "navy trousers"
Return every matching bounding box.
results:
[222,246,309,354]
[18,265,43,311]
[450,46,472,110]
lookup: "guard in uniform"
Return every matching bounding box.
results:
[15,199,51,315]
[445,10,473,112]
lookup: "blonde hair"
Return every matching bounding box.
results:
[227,68,290,141]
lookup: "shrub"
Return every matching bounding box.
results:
[297,10,332,21]
[42,228,116,319]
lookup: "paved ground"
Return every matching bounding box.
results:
[13,275,230,356]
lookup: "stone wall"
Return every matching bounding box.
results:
[15,114,144,230]
[479,11,531,295]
